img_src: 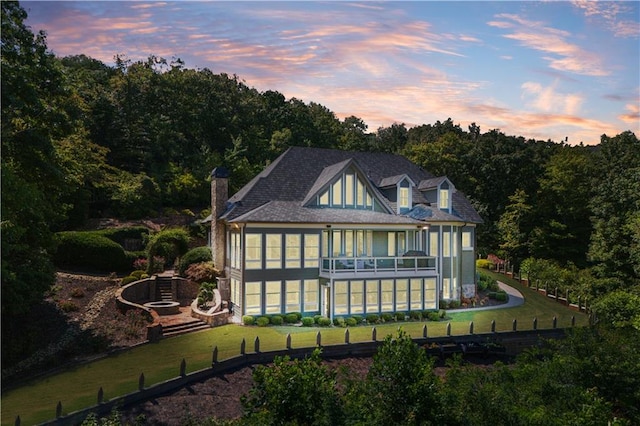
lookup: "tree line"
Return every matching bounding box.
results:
[2,1,639,327]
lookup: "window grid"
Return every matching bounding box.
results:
[285,234,301,268]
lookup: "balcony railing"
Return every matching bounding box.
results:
[320,256,437,277]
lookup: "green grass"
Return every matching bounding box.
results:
[1,271,588,425]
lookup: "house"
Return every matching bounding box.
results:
[208,147,482,321]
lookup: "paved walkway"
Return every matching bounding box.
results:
[450,281,524,313]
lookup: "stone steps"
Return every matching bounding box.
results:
[162,319,209,337]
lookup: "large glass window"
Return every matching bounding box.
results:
[322,230,330,257]
[332,178,342,206]
[285,234,301,268]
[395,279,408,311]
[350,280,364,314]
[231,278,241,308]
[424,278,437,309]
[344,230,354,257]
[381,279,394,312]
[245,281,262,315]
[304,279,319,312]
[334,281,348,314]
[366,280,379,313]
[429,231,439,257]
[443,231,451,257]
[230,232,241,269]
[387,232,396,256]
[245,234,262,270]
[319,190,329,206]
[345,174,354,205]
[304,234,319,268]
[265,281,282,313]
[356,179,365,206]
[285,280,301,313]
[410,279,422,310]
[332,230,342,256]
[266,234,282,269]
[443,278,451,299]
[462,231,473,250]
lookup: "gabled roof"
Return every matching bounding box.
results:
[418,176,452,191]
[220,146,482,224]
[378,174,416,188]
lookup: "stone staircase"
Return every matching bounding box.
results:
[156,276,173,302]
[162,319,210,337]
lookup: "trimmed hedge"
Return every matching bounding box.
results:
[285,313,299,324]
[54,231,130,273]
[270,315,284,325]
[302,317,315,327]
[256,317,270,327]
[243,315,255,326]
[178,246,213,275]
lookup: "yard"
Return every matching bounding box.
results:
[1,271,589,425]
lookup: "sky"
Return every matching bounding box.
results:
[23,1,640,145]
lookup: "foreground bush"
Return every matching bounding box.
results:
[178,246,212,275]
[54,231,130,273]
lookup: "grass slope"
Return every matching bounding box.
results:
[1,271,588,425]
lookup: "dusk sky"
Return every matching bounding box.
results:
[23,1,640,145]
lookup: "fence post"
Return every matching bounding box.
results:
[97,387,104,404]
[254,336,260,353]
[14,416,20,426]
[491,320,496,333]
[345,328,350,344]
[316,331,322,347]
[138,373,145,391]
[240,338,246,355]
[56,401,62,418]
[512,319,517,331]
[533,317,537,330]
[372,327,377,342]
[552,316,557,329]
[180,358,186,377]
[571,315,576,327]
[212,346,218,364]
[469,321,474,335]
[446,322,451,336]
[286,333,292,350]
[422,324,427,338]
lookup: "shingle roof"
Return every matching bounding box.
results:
[220,146,482,224]
[418,176,450,191]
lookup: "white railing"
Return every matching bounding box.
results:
[320,256,437,277]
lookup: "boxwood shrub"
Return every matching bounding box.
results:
[427,312,441,321]
[302,317,315,327]
[54,231,130,273]
[366,314,380,324]
[178,246,213,275]
[395,312,406,321]
[313,315,323,324]
[409,311,422,320]
[243,315,255,326]
[270,315,284,325]
[284,313,299,324]
[345,317,357,327]
[256,316,270,327]
[317,317,332,327]
[381,313,393,322]
[333,317,346,327]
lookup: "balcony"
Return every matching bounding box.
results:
[320,255,437,279]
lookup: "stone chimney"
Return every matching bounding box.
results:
[210,167,229,273]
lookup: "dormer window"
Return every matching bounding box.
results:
[439,188,449,209]
[438,180,451,211]
[399,187,410,209]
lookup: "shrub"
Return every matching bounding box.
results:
[421,310,432,319]
[346,317,357,327]
[381,313,394,322]
[427,312,441,321]
[291,312,302,321]
[178,246,212,275]
[313,315,323,324]
[133,258,148,271]
[197,282,217,308]
[302,317,315,327]
[439,299,449,309]
[285,313,299,324]
[243,315,255,326]
[439,309,446,318]
[351,315,364,324]
[121,276,138,286]
[395,312,406,321]
[495,291,508,302]
[476,258,495,270]
[270,315,284,325]
[317,317,332,327]
[256,317,270,327]
[146,227,191,271]
[184,261,219,284]
[54,231,130,273]
[100,226,149,247]
[448,300,461,309]
[130,270,146,280]
[59,301,79,312]
[333,317,346,327]
[70,287,85,298]
[409,311,422,320]
[366,314,380,324]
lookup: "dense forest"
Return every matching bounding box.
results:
[2,1,640,423]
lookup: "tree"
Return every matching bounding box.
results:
[497,189,533,266]
[241,348,341,426]
[345,330,443,425]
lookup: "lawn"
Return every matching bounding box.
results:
[1,271,588,425]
